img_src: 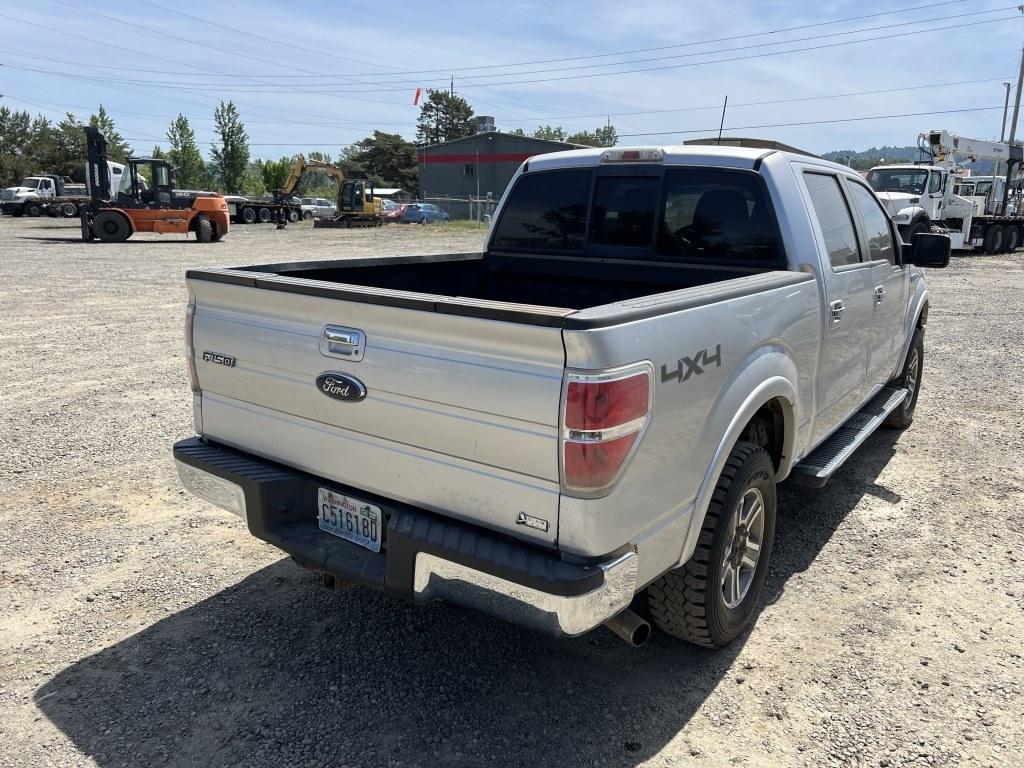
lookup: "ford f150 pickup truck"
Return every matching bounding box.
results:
[174,143,949,647]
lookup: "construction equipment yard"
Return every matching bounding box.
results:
[1,215,1021,768]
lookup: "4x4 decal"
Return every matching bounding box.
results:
[661,345,722,383]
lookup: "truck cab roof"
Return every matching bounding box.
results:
[525,143,849,174]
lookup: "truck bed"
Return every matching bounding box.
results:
[189,251,789,328]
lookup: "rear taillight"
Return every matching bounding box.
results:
[185,302,199,394]
[560,363,653,496]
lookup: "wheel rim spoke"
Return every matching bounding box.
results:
[722,487,766,609]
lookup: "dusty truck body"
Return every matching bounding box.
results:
[174,144,949,647]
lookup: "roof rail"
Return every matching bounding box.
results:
[683,137,819,158]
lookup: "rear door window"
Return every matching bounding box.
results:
[490,170,590,252]
[803,172,861,268]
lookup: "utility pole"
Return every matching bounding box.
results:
[450,75,454,98]
[716,95,728,145]
[1010,44,1024,143]
[1001,82,1012,142]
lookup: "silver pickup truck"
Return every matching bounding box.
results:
[174,144,949,647]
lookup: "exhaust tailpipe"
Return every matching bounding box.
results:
[604,609,651,647]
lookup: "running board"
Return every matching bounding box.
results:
[790,386,908,488]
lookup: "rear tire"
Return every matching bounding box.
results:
[287,208,299,223]
[93,211,131,243]
[1006,225,1021,252]
[647,442,776,648]
[302,211,313,221]
[194,215,212,243]
[60,202,78,218]
[241,206,256,224]
[257,207,272,223]
[983,224,1005,254]
[884,327,924,429]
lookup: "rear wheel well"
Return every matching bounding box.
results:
[740,399,786,472]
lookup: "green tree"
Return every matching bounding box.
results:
[532,124,566,142]
[0,107,35,185]
[89,104,131,162]
[568,124,618,148]
[257,156,293,191]
[210,101,250,193]
[529,123,618,147]
[51,113,88,180]
[341,131,417,190]
[166,114,207,188]
[415,90,474,145]
[239,163,266,196]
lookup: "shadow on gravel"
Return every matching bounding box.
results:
[14,236,203,245]
[35,430,902,768]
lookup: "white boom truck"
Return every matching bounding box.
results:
[867,129,1024,253]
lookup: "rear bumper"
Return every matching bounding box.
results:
[173,437,636,636]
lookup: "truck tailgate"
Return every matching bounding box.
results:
[187,272,568,546]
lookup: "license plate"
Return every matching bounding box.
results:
[317,488,382,552]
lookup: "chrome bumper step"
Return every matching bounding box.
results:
[790,386,907,487]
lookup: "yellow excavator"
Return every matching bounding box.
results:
[274,155,382,228]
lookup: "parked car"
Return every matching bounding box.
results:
[300,197,336,220]
[401,202,449,224]
[381,201,406,222]
[175,143,949,648]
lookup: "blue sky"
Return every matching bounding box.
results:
[1,0,1022,160]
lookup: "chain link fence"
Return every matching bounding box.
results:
[421,196,498,221]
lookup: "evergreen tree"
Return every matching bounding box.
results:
[52,113,87,180]
[0,107,34,185]
[89,104,131,162]
[415,90,474,145]
[341,132,418,190]
[166,114,207,188]
[210,101,250,193]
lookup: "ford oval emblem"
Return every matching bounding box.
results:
[315,372,366,402]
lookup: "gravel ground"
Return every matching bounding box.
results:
[1,215,1022,768]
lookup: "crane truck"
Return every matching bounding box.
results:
[867,129,1024,253]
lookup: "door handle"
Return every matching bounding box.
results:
[321,325,365,360]
[829,300,845,325]
[874,286,885,304]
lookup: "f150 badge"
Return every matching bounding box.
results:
[202,351,235,367]
[661,344,722,383]
[316,372,367,402]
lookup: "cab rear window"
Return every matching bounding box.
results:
[491,167,783,265]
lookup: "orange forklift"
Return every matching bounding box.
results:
[81,127,230,243]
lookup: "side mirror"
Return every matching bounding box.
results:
[902,232,950,268]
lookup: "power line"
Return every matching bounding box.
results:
[314,14,1024,92]
[135,0,973,79]
[617,105,1008,138]
[125,106,1015,144]
[15,5,1013,91]
[4,73,1016,132]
